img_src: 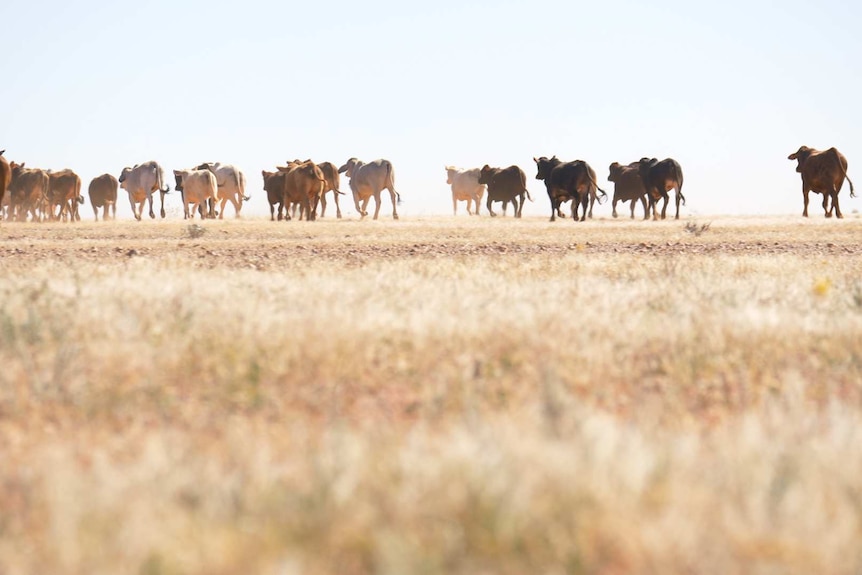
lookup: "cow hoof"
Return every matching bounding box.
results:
[393,214,399,220]
[161,210,166,218]
[825,212,833,218]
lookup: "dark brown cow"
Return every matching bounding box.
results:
[47,169,83,222]
[533,156,606,222]
[478,165,532,218]
[0,151,10,218]
[637,157,686,220]
[608,162,648,220]
[262,170,287,220]
[788,146,855,218]
[9,162,49,221]
[279,160,343,219]
[88,174,119,221]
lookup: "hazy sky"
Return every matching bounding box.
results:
[5,0,861,218]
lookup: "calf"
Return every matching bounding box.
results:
[88,174,118,221]
[173,169,218,220]
[608,162,648,220]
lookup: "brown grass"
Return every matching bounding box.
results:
[1,215,861,574]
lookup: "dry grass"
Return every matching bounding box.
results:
[1,215,861,574]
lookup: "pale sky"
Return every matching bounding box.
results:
[5,0,861,219]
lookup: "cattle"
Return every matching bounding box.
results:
[118,161,170,221]
[637,157,686,220]
[445,166,485,215]
[263,161,325,221]
[478,165,533,218]
[47,169,83,222]
[533,157,606,222]
[194,162,249,219]
[8,162,49,222]
[278,160,344,219]
[0,151,9,217]
[88,174,118,221]
[337,158,401,220]
[788,146,855,218]
[608,162,648,220]
[173,169,218,220]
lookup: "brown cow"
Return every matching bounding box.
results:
[637,157,686,220]
[478,164,533,218]
[263,162,324,221]
[262,170,289,220]
[9,162,49,222]
[279,160,343,218]
[0,151,10,218]
[788,146,855,218]
[608,162,648,220]
[47,169,83,222]
[88,174,118,221]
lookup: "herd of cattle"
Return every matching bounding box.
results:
[0,146,854,223]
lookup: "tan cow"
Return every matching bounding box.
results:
[0,151,10,218]
[88,174,118,221]
[173,169,218,220]
[194,162,249,219]
[445,166,486,215]
[788,146,855,218]
[47,169,83,222]
[9,162,49,222]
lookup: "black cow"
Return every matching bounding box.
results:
[608,162,648,220]
[637,157,686,220]
[787,146,855,218]
[478,165,532,217]
[533,156,606,222]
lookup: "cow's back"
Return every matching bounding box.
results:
[612,164,646,201]
[488,165,525,199]
[89,174,118,207]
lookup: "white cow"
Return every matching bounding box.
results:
[173,169,218,220]
[195,162,249,218]
[445,166,485,215]
[118,161,170,220]
[337,158,401,220]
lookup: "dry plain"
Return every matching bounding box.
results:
[1,214,861,575]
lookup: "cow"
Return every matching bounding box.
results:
[173,169,218,220]
[533,156,606,222]
[47,169,83,222]
[118,161,170,221]
[194,162,249,219]
[637,158,686,220]
[278,160,344,219]
[787,146,855,218]
[0,151,9,218]
[88,174,118,221]
[445,166,486,215]
[478,165,533,218]
[262,170,287,220]
[8,162,49,222]
[608,162,648,220]
[337,158,401,220]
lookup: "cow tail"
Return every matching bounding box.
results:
[841,167,855,198]
[240,171,250,201]
[76,177,83,204]
[676,166,687,206]
[587,171,608,204]
[157,165,169,193]
[388,161,402,205]
[524,188,534,202]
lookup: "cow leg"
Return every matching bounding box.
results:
[333,192,342,219]
[388,188,399,220]
[159,190,167,218]
[801,187,810,217]
[515,194,523,218]
[587,194,595,218]
[831,190,842,219]
[659,193,669,220]
[359,197,370,219]
[372,193,382,220]
[320,193,328,218]
[487,196,496,217]
[453,196,458,216]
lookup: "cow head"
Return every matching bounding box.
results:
[533,156,556,181]
[172,170,187,192]
[608,162,623,182]
[445,166,457,185]
[477,165,496,186]
[788,146,813,173]
[118,167,131,184]
[338,158,359,177]
[637,157,658,179]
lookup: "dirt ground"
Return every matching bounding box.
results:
[1,215,859,271]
